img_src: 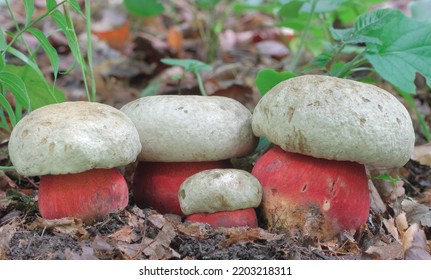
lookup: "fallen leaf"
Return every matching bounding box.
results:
[365,241,403,260]
[176,222,211,238]
[30,217,89,239]
[368,179,387,213]
[255,40,289,57]
[109,225,141,243]
[148,213,167,229]
[402,223,431,260]
[383,217,399,242]
[0,171,17,190]
[416,188,431,207]
[402,200,431,227]
[218,227,284,248]
[167,26,183,53]
[411,143,431,167]
[0,220,19,259]
[92,235,114,251]
[395,212,409,240]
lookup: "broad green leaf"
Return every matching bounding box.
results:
[255,69,296,96]
[0,71,30,109]
[330,26,382,45]
[0,55,4,71]
[278,1,304,18]
[364,10,431,93]
[124,0,164,17]
[23,0,35,26]
[5,65,66,109]
[161,58,213,72]
[354,8,398,35]
[27,28,60,78]
[0,93,17,128]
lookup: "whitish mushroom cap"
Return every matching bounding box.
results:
[9,102,142,176]
[120,95,258,162]
[252,75,415,168]
[178,169,262,215]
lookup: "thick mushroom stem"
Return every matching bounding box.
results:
[133,160,232,215]
[251,146,370,240]
[38,168,129,224]
[186,208,258,228]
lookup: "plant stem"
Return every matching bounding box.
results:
[85,0,96,102]
[194,70,207,96]
[288,0,318,72]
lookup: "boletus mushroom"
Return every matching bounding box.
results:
[8,102,141,223]
[251,75,415,240]
[121,95,258,215]
[179,169,262,228]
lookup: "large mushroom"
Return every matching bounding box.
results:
[120,95,257,215]
[251,75,415,240]
[8,102,141,223]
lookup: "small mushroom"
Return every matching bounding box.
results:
[251,75,415,240]
[179,169,262,228]
[8,102,141,223]
[121,95,258,215]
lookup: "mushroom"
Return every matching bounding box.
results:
[178,169,262,228]
[120,95,258,215]
[251,75,415,240]
[8,102,141,223]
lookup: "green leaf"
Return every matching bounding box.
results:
[0,93,17,128]
[0,27,6,51]
[68,0,85,17]
[354,8,398,35]
[124,0,164,17]
[330,26,382,45]
[23,0,35,26]
[196,0,220,9]
[301,0,347,13]
[363,9,431,93]
[0,71,30,109]
[161,58,213,72]
[5,65,66,109]
[46,0,58,11]
[27,28,60,78]
[278,1,304,18]
[255,69,296,96]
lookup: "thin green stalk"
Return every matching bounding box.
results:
[63,2,94,102]
[85,0,96,102]
[194,70,208,96]
[288,0,318,72]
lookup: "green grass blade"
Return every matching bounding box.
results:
[23,0,35,26]
[27,28,60,79]
[0,27,7,51]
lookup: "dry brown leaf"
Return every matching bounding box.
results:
[416,188,431,207]
[365,241,403,260]
[411,143,431,167]
[148,213,167,229]
[402,223,431,260]
[383,218,400,242]
[0,171,17,190]
[116,241,144,259]
[65,247,98,260]
[92,235,114,251]
[109,225,141,243]
[176,222,211,238]
[167,27,183,53]
[368,179,386,213]
[0,220,19,259]
[31,217,89,239]
[218,227,284,248]
[402,200,431,227]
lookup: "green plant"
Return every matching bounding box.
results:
[0,0,96,134]
[0,0,97,171]
[161,58,213,96]
[373,173,403,215]
[254,2,431,140]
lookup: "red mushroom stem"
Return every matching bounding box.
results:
[186,208,258,228]
[38,168,129,223]
[252,146,370,240]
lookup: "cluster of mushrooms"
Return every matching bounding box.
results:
[8,75,415,240]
